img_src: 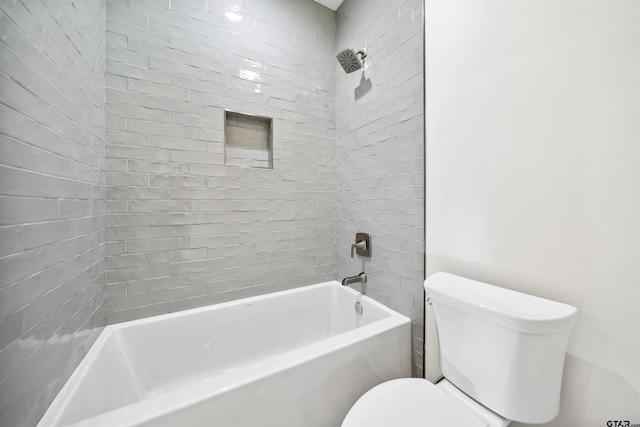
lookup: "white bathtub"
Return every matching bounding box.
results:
[38,281,411,427]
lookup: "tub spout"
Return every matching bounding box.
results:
[342,272,367,286]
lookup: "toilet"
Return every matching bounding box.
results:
[342,272,578,427]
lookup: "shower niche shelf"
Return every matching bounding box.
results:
[224,110,273,169]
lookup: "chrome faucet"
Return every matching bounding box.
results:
[342,272,367,286]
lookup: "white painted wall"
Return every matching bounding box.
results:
[425,1,639,426]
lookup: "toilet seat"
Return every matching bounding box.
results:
[341,378,490,427]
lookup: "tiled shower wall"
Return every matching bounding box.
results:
[336,0,424,376]
[0,1,107,426]
[104,0,337,322]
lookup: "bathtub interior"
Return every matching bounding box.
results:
[52,282,395,426]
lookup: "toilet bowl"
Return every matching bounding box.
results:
[342,273,578,427]
[342,378,509,427]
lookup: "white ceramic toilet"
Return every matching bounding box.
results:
[342,272,578,427]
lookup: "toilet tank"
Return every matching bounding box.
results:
[425,273,578,424]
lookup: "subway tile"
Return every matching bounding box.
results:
[107,18,169,45]
[106,225,172,240]
[21,63,82,125]
[125,275,183,294]
[0,39,24,85]
[0,166,45,198]
[141,0,171,10]
[106,89,149,107]
[0,197,59,226]
[336,0,424,365]
[21,143,98,183]
[87,0,423,391]
[187,128,222,143]
[148,95,206,116]
[127,79,189,101]
[149,57,207,80]
[106,115,127,131]
[0,103,63,159]
[148,18,207,43]
[169,36,221,59]
[106,302,170,324]
[207,243,256,259]
[189,235,229,249]
[170,150,223,165]
[106,3,148,28]
[127,38,189,63]
[208,276,256,293]
[1,1,107,421]
[169,293,224,312]
[0,266,56,319]
[106,102,170,123]
[106,264,170,284]
[106,144,170,162]
[207,211,257,223]
[170,111,220,129]
[126,237,190,253]
[170,0,208,17]
[105,73,127,90]
[149,248,208,264]
[0,225,24,258]
[105,158,127,172]
[222,284,271,302]
[0,11,52,77]
[106,130,150,147]
[106,253,151,269]
[148,212,208,226]
[60,199,93,219]
[0,135,23,169]
[106,186,170,200]
[150,135,208,152]
[169,258,224,275]
[105,293,151,311]
[0,72,48,125]
[107,61,170,85]
[127,199,192,212]
[170,188,225,200]
[150,283,208,303]
[171,223,225,236]
[127,1,189,28]
[23,221,72,250]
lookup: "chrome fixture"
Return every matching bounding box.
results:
[351,232,371,258]
[336,48,367,73]
[342,272,367,287]
[351,240,366,257]
[354,301,363,315]
[342,271,367,286]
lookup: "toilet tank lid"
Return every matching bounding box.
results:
[425,273,578,334]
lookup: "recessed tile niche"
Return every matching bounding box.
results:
[224,110,273,169]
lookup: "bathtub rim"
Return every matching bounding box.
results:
[39,281,411,427]
[105,280,398,331]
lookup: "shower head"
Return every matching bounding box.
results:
[336,48,367,74]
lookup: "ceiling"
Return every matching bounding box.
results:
[313,0,345,11]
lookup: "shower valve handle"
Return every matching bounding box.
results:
[351,241,367,258]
